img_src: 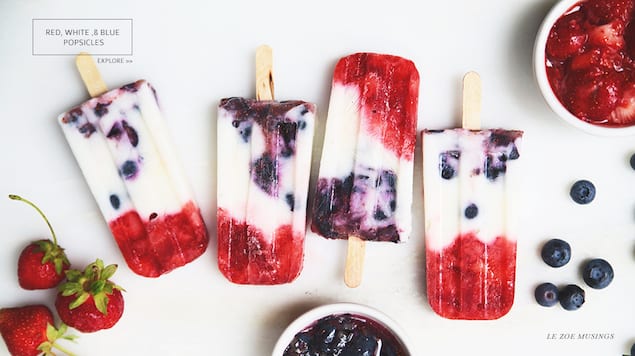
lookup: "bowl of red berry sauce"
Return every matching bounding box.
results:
[271,303,411,356]
[534,0,635,135]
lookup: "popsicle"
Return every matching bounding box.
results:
[311,52,419,287]
[58,53,209,278]
[216,46,316,284]
[422,72,523,319]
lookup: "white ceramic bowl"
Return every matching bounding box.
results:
[533,0,635,136]
[271,303,412,356]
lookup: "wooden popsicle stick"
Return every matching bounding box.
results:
[76,52,108,98]
[462,71,481,130]
[255,45,274,101]
[344,235,365,288]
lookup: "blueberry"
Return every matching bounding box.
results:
[485,155,507,180]
[630,153,635,171]
[122,121,139,147]
[464,203,478,219]
[285,193,295,211]
[541,238,571,267]
[631,343,635,356]
[120,160,138,179]
[109,194,120,210]
[569,179,596,204]
[107,122,123,140]
[79,123,96,137]
[559,284,585,311]
[582,258,614,289]
[534,282,559,307]
[440,151,460,179]
[93,102,110,117]
[251,155,277,195]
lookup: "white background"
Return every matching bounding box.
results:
[1,0,634,355]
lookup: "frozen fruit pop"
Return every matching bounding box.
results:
[422,72,523,319]
[311,52,419,287]
[217,46,315,284]
[58,54,208,278]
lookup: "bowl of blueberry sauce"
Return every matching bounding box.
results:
[534,0,635,135]
[272,303,411,356]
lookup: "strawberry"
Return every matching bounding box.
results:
[0,305,77,356]
[610,82,635,125]
[9,195,70,290]
[587,21,626,49]
[546,11,587,60]
[55,259,125,333]
[586,0,634,24]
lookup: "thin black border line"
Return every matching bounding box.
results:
[32,18,133,56]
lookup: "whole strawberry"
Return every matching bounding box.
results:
[56,259,125,333]
[0,305,76,356]
[10,195,71,290]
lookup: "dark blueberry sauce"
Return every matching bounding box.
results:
[283,313,408,356]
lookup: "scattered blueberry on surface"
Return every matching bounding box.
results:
[559,284,585,311]
[630,153,635,171]
[535,282,559,307]
[582,258,614,289]
[541,238,571,268]
[569,179,596,204]
[120,160,138,179]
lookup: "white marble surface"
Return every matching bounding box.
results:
[1,0,634,355]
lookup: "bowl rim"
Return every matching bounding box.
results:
[533,0,635,136]
[271,302,412,356]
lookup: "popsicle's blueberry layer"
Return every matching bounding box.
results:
[220,97,311,198]
[436,130,521,182]
[58,80,209,277]
[283,313,408,356]
[545,0,635,127]
[313,169,400,242]
[216,97,315,284]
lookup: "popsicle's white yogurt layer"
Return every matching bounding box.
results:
[58,80,208,278]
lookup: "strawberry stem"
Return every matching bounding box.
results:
[8,194,58,247]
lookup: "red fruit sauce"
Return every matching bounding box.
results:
[333,53,419,160]
[426,232,516,320]
[545,0,635,127]
[217,208,303,284]
[108,201,209,277]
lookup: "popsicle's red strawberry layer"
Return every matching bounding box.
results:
[110,201,207,277]
[426,233,516,320]
[217,209,303,284]
[545,0,635,126]
[58,80,209,277]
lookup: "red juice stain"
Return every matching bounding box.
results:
[426,232,516,320]
[109,201,209,277]
[333,53,419,160]
[217,208,303,285]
